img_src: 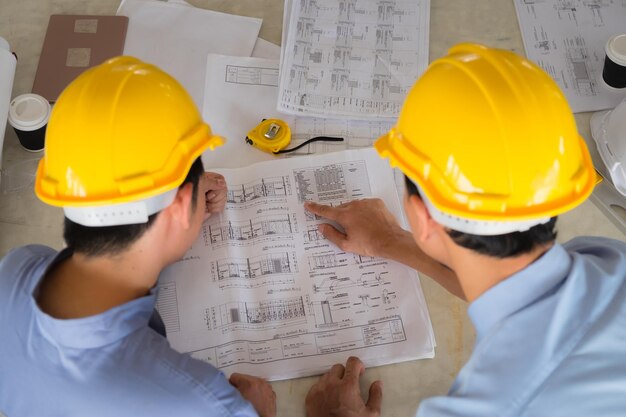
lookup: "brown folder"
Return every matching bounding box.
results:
[32,15,129,102]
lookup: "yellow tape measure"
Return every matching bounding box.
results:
[246,118,345,155]
[245,119,292,154]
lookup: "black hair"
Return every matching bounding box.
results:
[64,157,205,257]
[404,175,557,258]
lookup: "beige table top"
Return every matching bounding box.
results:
[0,1,624,416]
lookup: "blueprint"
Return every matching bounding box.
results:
[514,0,626,113]
[157,149,435,380]
[202,55,393,170]
[277,0,430,120]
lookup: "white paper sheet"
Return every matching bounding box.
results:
[202,54,393,170]
[157,148,435,380]
[277,0,430,120]
[117,0,261,109]
[252,38,281,59]
[514,0,626,113]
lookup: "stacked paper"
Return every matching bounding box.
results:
[117,0,262,109]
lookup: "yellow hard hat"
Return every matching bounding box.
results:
[35,56,224,226]
[375,43,595,235]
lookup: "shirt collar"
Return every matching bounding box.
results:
[468,243,572,341]
[32,248,157,349]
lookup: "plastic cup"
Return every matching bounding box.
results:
[602,34,626,89]
[8,93,51,152]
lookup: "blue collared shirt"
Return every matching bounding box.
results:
[418,236,626,417]
[0,245,258,417]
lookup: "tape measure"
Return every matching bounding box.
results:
[245,119,292,154]
[246,119,344,155]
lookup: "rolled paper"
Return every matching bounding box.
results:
[0,37,18,172]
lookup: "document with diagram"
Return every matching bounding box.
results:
[277,0,430,120]
[157,148,435,380]
[514,0,626,113]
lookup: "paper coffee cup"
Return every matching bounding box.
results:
[602,34,626,89]
[8,93,51,152]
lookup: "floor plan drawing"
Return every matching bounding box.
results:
[514,0,626,112]
[158,149,435,380]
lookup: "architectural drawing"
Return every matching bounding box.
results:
[303,226,326,243]
[312,270,390,293]
[208,296,308,331]
[212,252,298,289]
[278,0,430,119]
[206,214,297,247]
[226,176,292,205]
[157,149,435,380]
[514,0,626,112]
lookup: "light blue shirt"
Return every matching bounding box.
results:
[0,245,258,417]
[418,236,626,417]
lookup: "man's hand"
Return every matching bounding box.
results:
[306,356,382,417]
[203,172,227,219]
[229,373,276,417]
[305,198,465,299]
[304,199,411,259]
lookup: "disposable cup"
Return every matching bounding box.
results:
[602,34,626,89]
[8,93,51,152]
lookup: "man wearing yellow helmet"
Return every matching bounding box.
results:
[304,44,626,417]
[0,57,276,417]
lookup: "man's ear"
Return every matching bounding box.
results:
[163,183,195,230]
[406,194,436,243]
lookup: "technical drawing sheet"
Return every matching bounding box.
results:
[202,54,393,170]
[157,148,435,380]
[514,0,626,113]
[277,0,430,120]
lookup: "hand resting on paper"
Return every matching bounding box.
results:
[305,356,382,417]
[229,373,277,417]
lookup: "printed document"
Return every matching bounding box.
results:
[278,0,430,120]
[514,0,626,113]
[157,148,435,380]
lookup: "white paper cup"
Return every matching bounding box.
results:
[603,34,626,89]
[8,93,51,152]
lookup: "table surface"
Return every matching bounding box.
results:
[0,1,624,416]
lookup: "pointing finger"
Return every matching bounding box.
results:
[304,201,340,221]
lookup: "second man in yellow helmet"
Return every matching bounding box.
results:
[304,44,626,417]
